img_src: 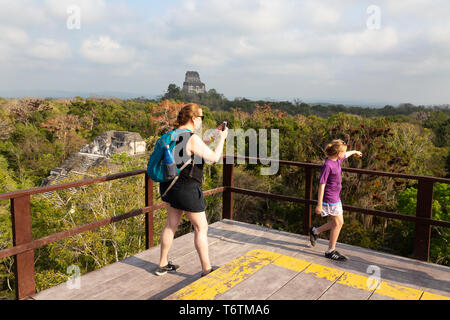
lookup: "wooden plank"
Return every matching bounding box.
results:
[33,219,450,300]
[304,167,313,235]
[166,249,281,300]
[145,225,285,300]
[222,163,234,220]
[144,221,308,300]
[296,244,450,296]
[214,220,312,258]
[144,175,154,249]
[369,293,396,300]
[413,179,433,261]
[71,240,214,300]
[33,232,193,300]
[421,291,450,300]
[11,195,35,299]
[374,281,423,300]
[369,265,450,294]
[90,221,278,300]
[268,272,336,300]
[136,227,278,300]
[34,221,236,300]
[219,220,450,297]
[217,219,450,293]
[319,282,373,300]
[216,264,298,300]
[271,219,450,283]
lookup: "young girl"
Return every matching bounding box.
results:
[309,139,362,261]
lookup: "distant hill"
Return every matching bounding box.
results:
[0,90,159,100]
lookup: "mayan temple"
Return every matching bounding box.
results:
[182,71,206,94]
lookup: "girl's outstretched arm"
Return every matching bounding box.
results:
[345,150,362,158]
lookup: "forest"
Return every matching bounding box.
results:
[0,90,449,299]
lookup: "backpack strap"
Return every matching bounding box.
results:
[169,128,192,139]
[157,157,192,200]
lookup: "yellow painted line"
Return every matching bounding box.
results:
[166,249,450,300]
[272,254,311,272]
[166,249,281,300]
[303,263,344,281]
[420,291,450,300]
[337,272,375,292]
[375,281,423,300]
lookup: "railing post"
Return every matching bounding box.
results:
[145,173,154,249]
[223,157,234,220]
[304,167,313,235]
[11,195,35,300]
[413,179,434,261]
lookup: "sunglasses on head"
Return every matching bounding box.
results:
[197,115,204,120]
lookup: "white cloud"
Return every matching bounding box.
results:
[0,0,48,27]
[304,1,342,26]
[80,36,136,64]
[185,53,228,68]
[1,0,450,103]
[0,26,30,63]
[0,26,30,45]
[336,27,399,56]
[428,21,450,50]
[385,0,449,17]
[28,38,72,60]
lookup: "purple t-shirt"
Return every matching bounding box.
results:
[319,155,346,203]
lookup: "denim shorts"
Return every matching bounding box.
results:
[321,201,343,217]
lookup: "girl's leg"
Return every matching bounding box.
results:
[328,214,344,251]
[315,205,333,234]
[316,220,334,234]
[185,211,211,273]
[159,205,183,267]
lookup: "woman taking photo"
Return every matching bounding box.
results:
[156,103,228,277]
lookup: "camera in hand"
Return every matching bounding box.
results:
[219,121,227,131]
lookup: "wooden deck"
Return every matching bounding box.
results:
[32,219,450,300]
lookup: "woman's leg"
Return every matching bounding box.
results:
[159,205,183,267]
[328,214,344,251]
[185,211,211,273]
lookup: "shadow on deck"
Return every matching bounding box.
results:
[32,219,450,300]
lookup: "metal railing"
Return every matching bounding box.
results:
[0,155,449,299]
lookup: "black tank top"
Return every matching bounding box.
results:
[173,131,204,184]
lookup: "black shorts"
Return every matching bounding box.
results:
[160,180,206,213]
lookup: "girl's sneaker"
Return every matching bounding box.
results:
[325,250,347,261]
[310,227,317,246]
[155,262,179,276]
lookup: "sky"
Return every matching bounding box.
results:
[1,0,450,105]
